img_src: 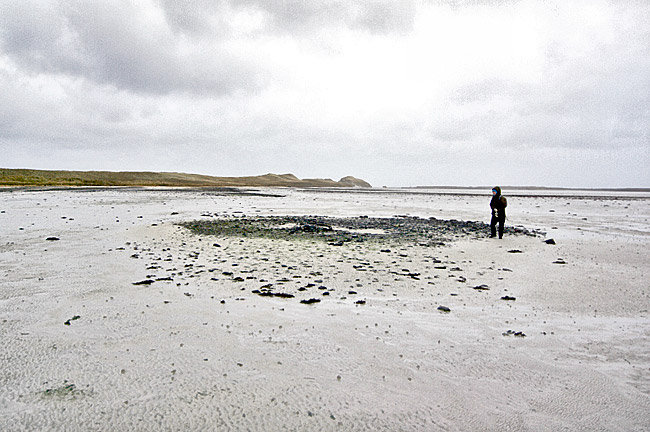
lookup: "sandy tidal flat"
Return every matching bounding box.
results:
[1,187,649,431]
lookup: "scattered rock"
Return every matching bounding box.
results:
[46,237,60,241]
[64,315,81,325]
[544,238,556,245]
[437,306,451,313]
[355,300,366,305]
[473,284,489,291]
[253,290,295,299]
[300,298,321,305]
[132,280,155,285]
[501,296,516,301]
[507,249,523,254]
[502,330,526,337]
[552,259,567,265]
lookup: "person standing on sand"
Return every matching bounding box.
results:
[490,186,507,238]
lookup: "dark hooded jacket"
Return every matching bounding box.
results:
[490,186,506,215]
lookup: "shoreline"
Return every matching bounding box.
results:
[3,184,650,202]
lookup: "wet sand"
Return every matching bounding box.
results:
[1,188,649,431]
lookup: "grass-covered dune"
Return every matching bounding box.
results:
[0,168,371,188]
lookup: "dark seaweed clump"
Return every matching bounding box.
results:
[180,215,539,246]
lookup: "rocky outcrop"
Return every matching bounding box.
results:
[338,176,372,188]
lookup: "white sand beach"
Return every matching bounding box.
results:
[1,187,649,431]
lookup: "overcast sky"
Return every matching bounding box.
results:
[1,0,648,187]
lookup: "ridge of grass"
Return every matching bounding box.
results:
[0,168,371,188]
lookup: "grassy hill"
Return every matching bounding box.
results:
[0,169,371,188]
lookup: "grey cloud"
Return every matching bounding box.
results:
[0,1,263,95]
[443,6,650,152]
[0,2,87,75]
[0,64,151,149]
[238,0,417,34]
[445,75,650,151]
[158,0,418,40]
[351,1,417,34]
[158,0,227,36]
[426,0,523,8]
[0,0,417,97]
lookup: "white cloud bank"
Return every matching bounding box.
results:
[1,0,648,187]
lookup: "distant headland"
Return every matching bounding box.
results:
[0,168,371,188]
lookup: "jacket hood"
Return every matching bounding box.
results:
[492,186,501,196]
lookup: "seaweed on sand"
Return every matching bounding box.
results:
[179,215,539,246]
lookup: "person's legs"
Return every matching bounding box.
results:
[490,215,497,237]
[498,216,505,239]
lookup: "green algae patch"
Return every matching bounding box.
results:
[40,382,89,400]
